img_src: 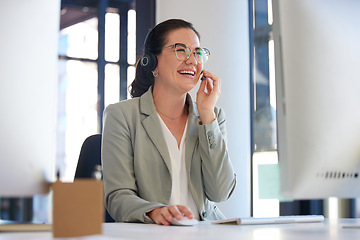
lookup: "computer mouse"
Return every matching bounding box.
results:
[171,217,199,226]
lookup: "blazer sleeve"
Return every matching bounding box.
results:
[101,104,164,223]
[198,107,237,202]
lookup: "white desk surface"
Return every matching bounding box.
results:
[0,218,360,240]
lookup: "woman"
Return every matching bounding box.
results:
[102,19,236,225]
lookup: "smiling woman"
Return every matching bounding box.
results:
[101,19,237,226]
[154,28,204,96]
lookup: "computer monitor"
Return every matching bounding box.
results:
[0,1,59,197]
[272,0,360,199]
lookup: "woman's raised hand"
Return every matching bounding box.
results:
[196,70,221,124]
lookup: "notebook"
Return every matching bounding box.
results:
[0,223,52,232]
[211,215,325,225]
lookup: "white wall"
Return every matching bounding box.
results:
[156,0,251,218]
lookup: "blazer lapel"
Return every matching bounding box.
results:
[185,94,199,176]
[140,88,172,173]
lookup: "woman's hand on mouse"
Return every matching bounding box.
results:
[148,205,194,226]
[196,70,221,124]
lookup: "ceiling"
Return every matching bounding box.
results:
[60,6,97,30]
[60,0,134,30]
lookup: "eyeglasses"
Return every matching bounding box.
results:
[164,43,210,65]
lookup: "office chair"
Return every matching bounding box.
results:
[75,134,115,222]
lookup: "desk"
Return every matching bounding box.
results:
[0,219,360,239]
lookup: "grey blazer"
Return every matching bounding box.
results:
[102,87,236,223]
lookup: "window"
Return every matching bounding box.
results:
[250,0,278,217]
[58,1,136,181]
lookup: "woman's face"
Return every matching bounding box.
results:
[155,28,203,94]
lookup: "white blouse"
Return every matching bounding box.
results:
[157,114,200,220]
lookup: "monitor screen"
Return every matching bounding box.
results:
[0,1,59,197]
[273,0,360,199]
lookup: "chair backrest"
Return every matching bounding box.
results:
[75,134,115,222]
[75,134,102,179]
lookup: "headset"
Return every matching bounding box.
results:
[140,53,157,72]
[140,28,158,72]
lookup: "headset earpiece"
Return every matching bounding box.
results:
[140,53,158,72]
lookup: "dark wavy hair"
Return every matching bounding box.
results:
[129,19,200,98]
